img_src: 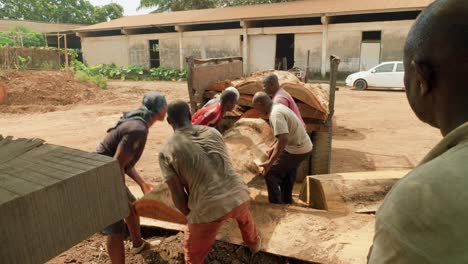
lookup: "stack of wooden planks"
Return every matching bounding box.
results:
[0,135,129,264]
[203,70,330,120]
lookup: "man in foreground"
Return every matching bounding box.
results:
[159,100,260,264]
[191,88,238,127]
[97,92,167,264]
[252,92,312,204]
[368,0,468,262]
[263,74,304,125]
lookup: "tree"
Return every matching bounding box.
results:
[92,3,124,24]
[0,0,124,24]
[139,0,294,12]
[0,26,46,47]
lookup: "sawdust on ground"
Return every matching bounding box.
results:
[0,74,442,263]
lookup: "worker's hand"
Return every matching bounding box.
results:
[265,148,274,158]
[141,183,154,194]
[258,161,271,177]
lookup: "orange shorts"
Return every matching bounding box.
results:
[184,201,259,264]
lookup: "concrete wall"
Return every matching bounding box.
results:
[82,36,129,67]
[327,30,361,72]
[127,33,179,69]
[248,35,276,73]
[381,27,411,62]
[294,33,322,72]
[79,20,414,74]
[325,20,413,73]
[182,31,241,67]
[159,38,181,69]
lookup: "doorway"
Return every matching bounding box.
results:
[359,31,381,71]
[149,40,160,68]
[275,34,294,70]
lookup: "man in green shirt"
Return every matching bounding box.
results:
[368,0,468,263]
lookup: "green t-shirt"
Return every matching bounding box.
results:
[368,122,468,263]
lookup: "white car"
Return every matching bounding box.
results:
[345,61,405,90]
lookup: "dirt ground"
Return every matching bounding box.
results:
[0,74,441,263]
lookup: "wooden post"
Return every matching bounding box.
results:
[57,33,61,69]
[186,56,197,113]
[64,34,69,76]
[305,50,310,83]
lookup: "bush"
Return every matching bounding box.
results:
[90,74,108,89]
[70,62,185,82]
[74,71,89,83]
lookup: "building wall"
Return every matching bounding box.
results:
[294,33,322,72]
[325,20,414,73]
[381,27,411,62]
[81,36,129,67]
[79,20,414,74]
[248,35,276,73]
[182,31,241,67]
[159,38,181,69]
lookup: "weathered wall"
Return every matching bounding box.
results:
[327,30,361,73]
[325,20,413,73]
[381,27,411,62]
[248,35,276,73]
[159,38,180,69]
[182,31,241,67]
[294,33,322,72]
[127,33,180,69]
[81,36,129,67]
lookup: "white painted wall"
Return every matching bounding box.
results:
[294,33,322,72]
[82,36,129,67]
[248,35,276,73]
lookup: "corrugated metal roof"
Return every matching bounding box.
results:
[0,19,83,33]
[76,0,432,32]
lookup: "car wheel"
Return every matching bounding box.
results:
[354,79,368,90]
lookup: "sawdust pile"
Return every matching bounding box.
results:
[0,70,103,114]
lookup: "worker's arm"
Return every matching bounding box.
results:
[259,133,288,176]
[126,167,154,194]
[113,144,133,183]
[166,176,190,216]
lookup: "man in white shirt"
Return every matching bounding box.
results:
[252,92,312,204]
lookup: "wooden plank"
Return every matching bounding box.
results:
[186,56,197,113]
[131,185,374,264]
[193,56,242,65]
[299,170,410,212]
[192,61,243,108]
[0,137,129,264]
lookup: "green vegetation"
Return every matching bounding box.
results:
[0,0,123,24]
[0,26,46,48]
[139,0,295,12]
[70,61,187,82]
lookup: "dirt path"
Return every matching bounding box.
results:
[0,81,441,263]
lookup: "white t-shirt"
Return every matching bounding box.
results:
[269,103,313,155]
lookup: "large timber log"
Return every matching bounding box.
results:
[299,170,410,213]
[204,70,330,121]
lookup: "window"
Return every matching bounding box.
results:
[396,63,404,72]
[374,63,394,73]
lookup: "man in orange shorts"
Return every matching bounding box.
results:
[159,100,261,264]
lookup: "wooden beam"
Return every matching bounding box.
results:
[299,170,409,212]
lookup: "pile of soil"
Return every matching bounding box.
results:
[0,70,103,113]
